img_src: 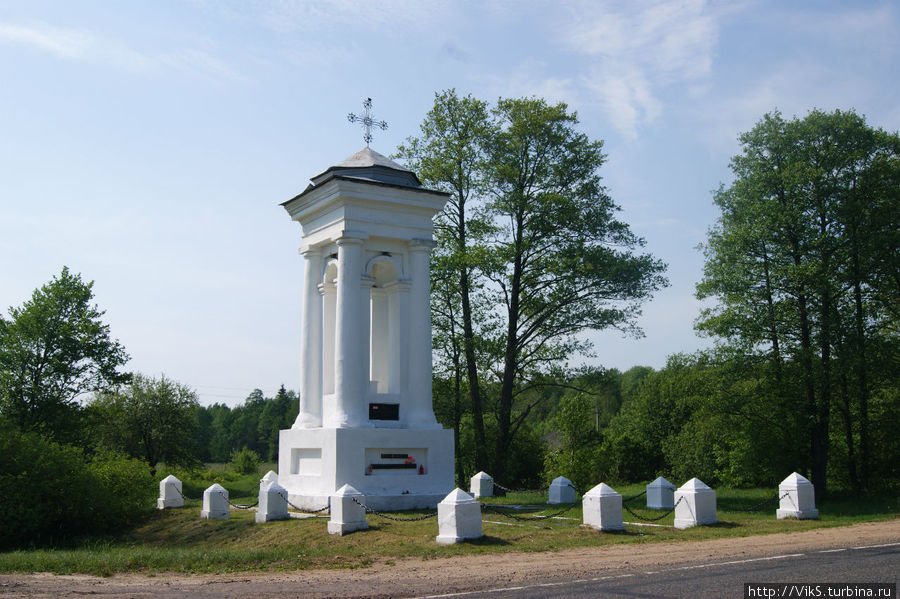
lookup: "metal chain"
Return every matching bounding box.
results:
[721,492,789,513]
[623,495,683,522]
[482,501,579,521]
[176,489,198,502]
[492,480,545,495]
[493,481,580,496]
[224,494,259,510]
[622,489,647,503]
[350,497,438,521]
[282,493,330,514]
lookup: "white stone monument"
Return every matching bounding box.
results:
[470,471,494,499]
[548,476,576,504]
[776,472,818,520]
[260,470,279,489]
[157,474,184,509]
[278,147,455,511]
[328,484,369,536]
[200,483,229,520]
[582,483,626,532]
[436,488,482,545]
[646,476,676,510]
[256,479,289,524]
[673,478,717,529]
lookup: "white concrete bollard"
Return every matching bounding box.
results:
[436,488,482,545]
[674,478,717,529]
[646,476,675,510]
[548,476,576,504]
[328,484,368,535]
[157,474,184,509]
[256,480,289,524]
[470,471,494,498]
[582,483,625,532]
[776,472,819,520]
[201,483,230,520]
[260,470,278,489]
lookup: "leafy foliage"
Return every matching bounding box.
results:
[229,446,261,475]
[0,422,154,549]
[88,374,200,473]
[696,109,900,494]
[402,91,668,486]
[0,267,129,444]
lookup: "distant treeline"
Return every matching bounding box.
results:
[195,386,298,463]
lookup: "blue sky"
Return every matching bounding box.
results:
[1,1,897,406]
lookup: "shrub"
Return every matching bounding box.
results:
[229,447,260,475]
[0,423,154,549]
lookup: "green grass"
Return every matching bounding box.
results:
[1,481,896,576]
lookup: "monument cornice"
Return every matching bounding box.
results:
[282,175,449,224]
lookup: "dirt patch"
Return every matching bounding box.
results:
[2,519,898,598]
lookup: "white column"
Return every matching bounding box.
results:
[406,240,438,428]
[360,275,375,401]
[333,235,365,427]
[321,281,336,396]
[295,247,323,428]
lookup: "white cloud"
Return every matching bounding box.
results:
[0,21,157,72]
[479,59,579,108]
[161,48,248,83]
[250,0,450,34]
[0,21,92,58]
[557,0,724,139]
[0,20,244,82]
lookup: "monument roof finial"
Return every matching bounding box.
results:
[347,97,388,147]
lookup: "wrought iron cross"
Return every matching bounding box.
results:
[347,97,388,147]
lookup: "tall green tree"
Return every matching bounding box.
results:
[697,109,900,494]
[403,94,667,484]
[397,90,496,474]
[484,98,668,482]
[89,374,200,473]
[0,267,129,443]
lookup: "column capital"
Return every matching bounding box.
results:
[299,245,324,258]
[408,238,436,251]
[336,231,369,245]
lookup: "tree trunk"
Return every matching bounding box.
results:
[495,212,525,486]
[460,264,487,473]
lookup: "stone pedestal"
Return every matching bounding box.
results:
[674,478,717,529]
[279,427,454,511]
[647,476,675,510]
[328,484,369,535]
[201,483,229,520]
[436,489,482,545]
[548,476,576,504]
[256,481,289,524]
[157,474,183,509]
[470,471,493,498]
[583,483,625,532]
[776,472,818,520]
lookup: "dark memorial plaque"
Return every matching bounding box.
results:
[369,402,399,420]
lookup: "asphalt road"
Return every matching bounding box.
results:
[414,541,900,599]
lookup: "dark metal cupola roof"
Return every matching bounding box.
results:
[309,147,422,189]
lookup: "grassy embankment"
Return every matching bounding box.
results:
[1,468,896,576]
